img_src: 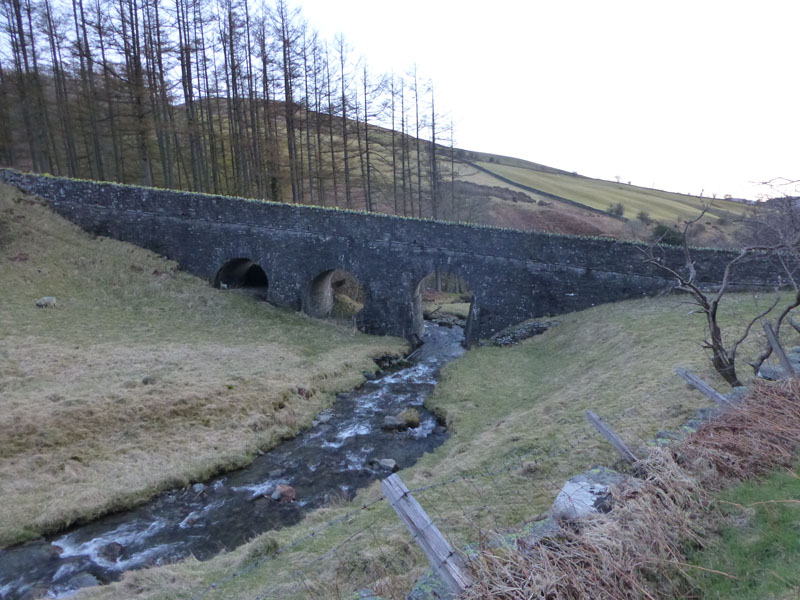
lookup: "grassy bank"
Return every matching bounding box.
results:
[465,379,800,599]
[0,183,406,546]
[78,288,796,599]
[421,291,472,320]
[687,466,800,599]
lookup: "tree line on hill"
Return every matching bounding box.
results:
[0,0,463,219]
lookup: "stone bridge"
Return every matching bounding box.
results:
[0,170,781,345]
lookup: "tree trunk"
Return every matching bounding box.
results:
[95,0,122,181]
[429,82,438,220]
[362,63,372,211]
[390,74,397,215]
[339,42,352,208]
[325,50,338,205]
[44,0,78,176]
[278,1,299,202]
[413,68,423,218]
[8,0,39,170]
[75,0,103,179]
[0,60,14,165]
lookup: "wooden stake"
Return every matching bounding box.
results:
[585,410,638,465]
[676,368,732,407]
[382,474,472,595]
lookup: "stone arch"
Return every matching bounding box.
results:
[305,268,365,321]
[411,268,474,339]
[214,258,269,292]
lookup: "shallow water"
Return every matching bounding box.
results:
[0,322,464,600]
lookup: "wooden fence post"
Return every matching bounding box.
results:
[762,319,797,378]
[676,368,732,407]
[382,474,472,595]
[585,410,639,464]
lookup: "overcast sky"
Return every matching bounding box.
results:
[296,0,799,200]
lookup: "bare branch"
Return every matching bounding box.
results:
[775,290,800,330]
[748,291,800,373]
[776,253,798,291]
[758,177,800,189]
[680,207,709,284]
[637,206,799,388]
[712,246,750,305]
[731,294,780,359]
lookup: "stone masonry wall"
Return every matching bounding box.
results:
[0,170,783,343]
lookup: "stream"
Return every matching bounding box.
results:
[0,322,465,600]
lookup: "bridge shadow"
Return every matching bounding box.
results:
[214,258,269,300]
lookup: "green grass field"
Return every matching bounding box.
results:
[81,291,798,600]
[473,160,750,224]
[687,466,800,599]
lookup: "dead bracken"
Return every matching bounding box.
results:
[463,379,800,600]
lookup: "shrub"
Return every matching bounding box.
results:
[651,224,683,246]
[396,408,420,428]
[716,211,734,226]
[607,202,625,217]
[331,293,363,318]
[637,210,652,225]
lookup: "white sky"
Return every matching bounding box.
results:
[296,0,799,200]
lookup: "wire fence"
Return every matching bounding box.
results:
[186,408,684,600]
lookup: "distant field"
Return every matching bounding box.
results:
[452,162,630,237]
[473,160,750,225]
[456,149,577,176]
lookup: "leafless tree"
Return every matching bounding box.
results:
[642,206,800,387]
[0,0,452,216]
[741,180,800,370]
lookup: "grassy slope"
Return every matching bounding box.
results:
[453,163,630,238]
[687,466,800,599]
[473,160,750,224]
[0,183,406,546]
[82,292,796,600]
[457,149,577,176]
[250,117,746,243]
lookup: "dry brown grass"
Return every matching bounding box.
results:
[72,292,795,600]
[463,378,800,600]
[0,183,406,546]
[679,379,800,481]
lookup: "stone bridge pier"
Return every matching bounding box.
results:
[0,170,783,346]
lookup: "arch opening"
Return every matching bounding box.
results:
[412,269,473,338]
[307,269,365,321]
[214,258,269,297]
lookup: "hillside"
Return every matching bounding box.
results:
[78,285,795,599]
[1,68,753,246]
[0,0,759,250]
[0,182,405,546]
[448,150,750,245]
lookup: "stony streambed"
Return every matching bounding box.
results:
[0,322,465,600]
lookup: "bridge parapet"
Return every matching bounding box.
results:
[0,170,782,344]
